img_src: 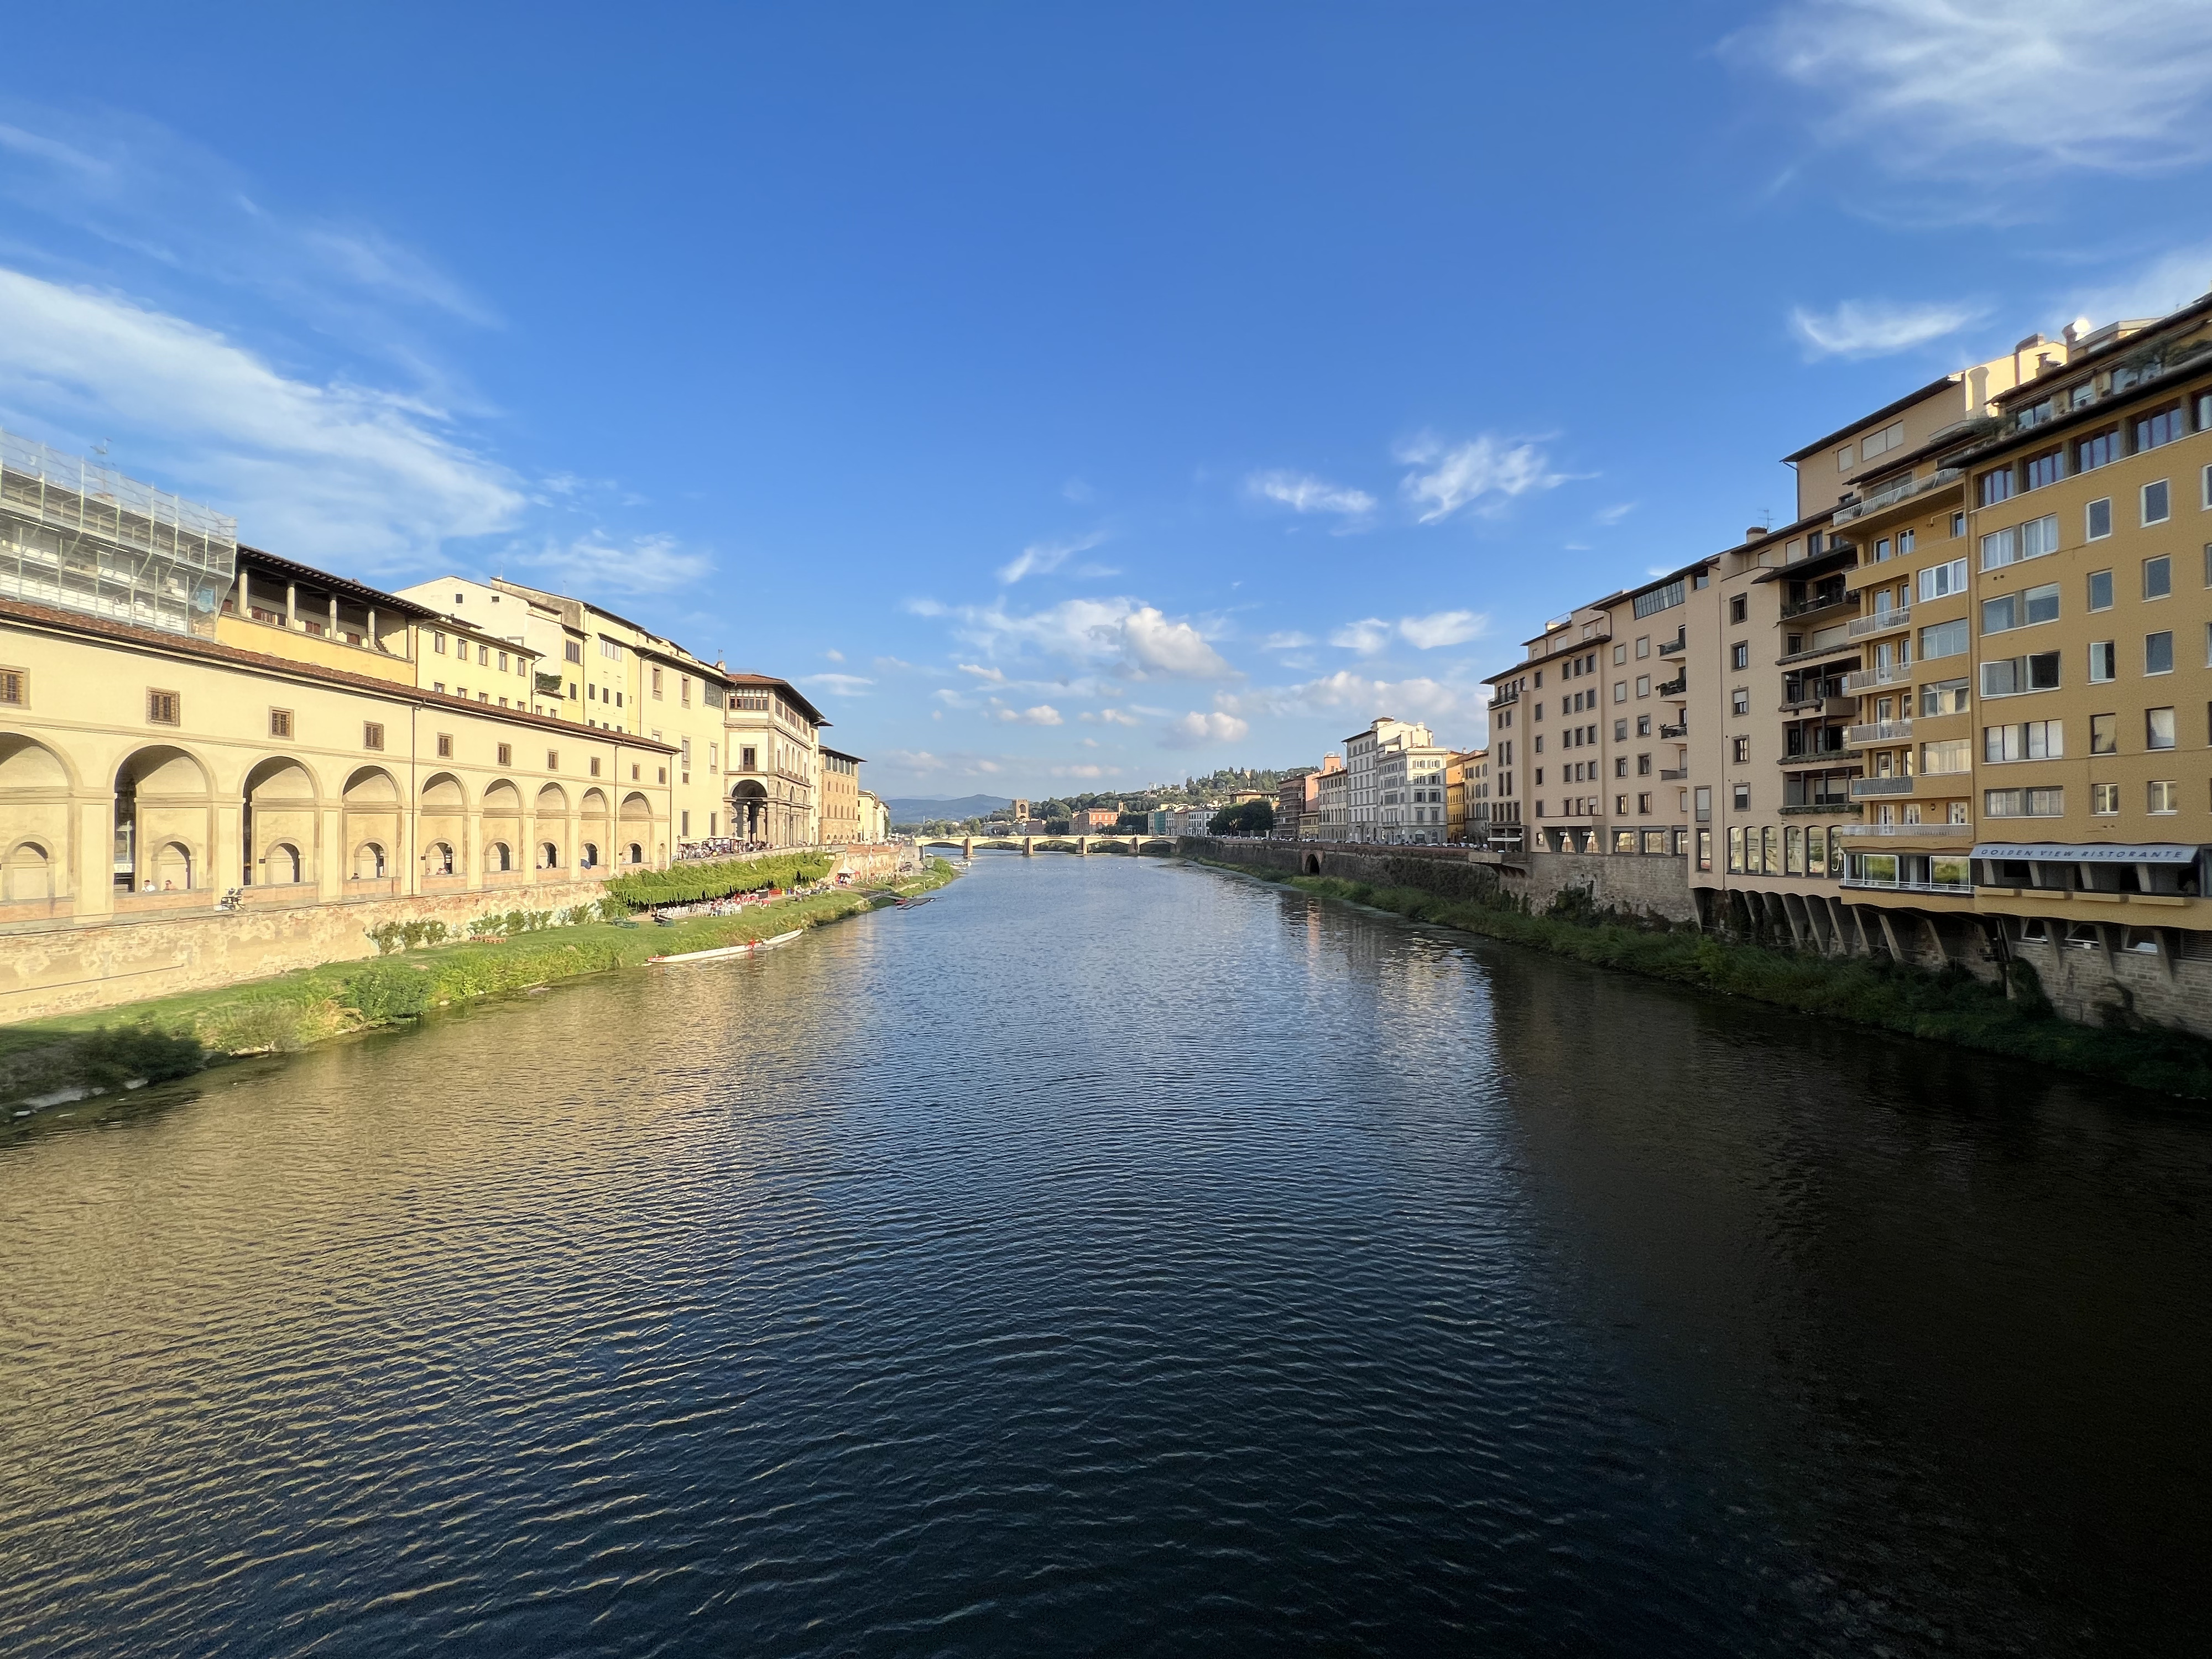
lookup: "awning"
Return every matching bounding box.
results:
[1970,842,2205,864]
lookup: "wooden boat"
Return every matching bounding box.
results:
[647,927,805,966]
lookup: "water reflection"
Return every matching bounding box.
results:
[1,855,2206,1656]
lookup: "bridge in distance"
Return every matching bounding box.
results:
[914,833,1179,858]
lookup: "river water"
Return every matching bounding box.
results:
[3,855,2209,1657]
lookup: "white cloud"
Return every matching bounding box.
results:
[798,672,875,697]
[2062,243,2212,334]
[1247,468,1376,517]
[1053,763,1107,778]
[1733,0,2212,177]
[924,595,1234,681]
[1396,433,1567,523]
[1329,618,1392,655]
[823,648,844,662]
[1161,711,1250,748]
[0,267,527,568]
[1396,609,1486,650]
[957,662,1007,683]
[1260,630,1314,649]
[512,531,710,597]
[1232,670,1490,734]
[1789,298,1987,358]
[998,530,1107,585]
[1595,502,1637,526]
[992,702,1063,726]
[1089,707,1141,727]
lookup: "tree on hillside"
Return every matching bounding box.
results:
[1209,799,1274,837]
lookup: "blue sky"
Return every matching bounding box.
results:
[3,2,2209,795]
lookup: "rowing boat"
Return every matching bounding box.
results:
[647,927,806,966]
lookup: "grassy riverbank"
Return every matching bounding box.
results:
[1218,861,2212,1100]
[2,859,956,1115]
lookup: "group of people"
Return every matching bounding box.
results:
[674,836,774,861]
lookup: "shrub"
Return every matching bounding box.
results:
[74,1023,204,1089]
[605,852,834,909]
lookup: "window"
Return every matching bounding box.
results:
[547,750,560,770]
[1980,514,2059,570]
[2086,498,2112,540]
[1728,826,1745,872]
[1614,680,1627,703]
[1636,714,1652,737]
[1981,723,2058,763]
[1732,783,1750,810]
[436,733,453,758]
[269,708,293,738]
[363,722,384,751]
[652,665,664,697]
[1636,792,1652,815]
[1635,675,1650,697]
[1898,529,1916,556]
[496,742,513,766]
[1918,558,1968,601]
[1694,785,1712,823]
[589,757,602,777]
[1984,787,2064,817]
[1729,594,1747,624]
[2089,640,2116,682]
[2144,555,2172,599]
[0,666,23,706]
[1950,511,1966,538]
[2023,448,2064,490]
[2090,713,2117,754]
[1613,643,1626,665]
[1730,641,1749,670]
[1731,735,1750,764]
[497,651,509,672]
[1837,445,1854,471]
[2148,780,2179,815]
[478,643,490,666]
[2078,429,2119,472]
[2146,631,2174,675]
[1921,679,1969,716]
[2088,569,2114,611]
[1980,583,2059,634]
[2135,404,2185,450]
[658,766,668,784]
[565,640,582,664]
[1978,467,2015,506]
[599,638,622,660]
[1920,618,1969,658]
[741,745,757,770]
[2092,782,2120,815]
[147,689,180,725]
[1925,737,1973,772]
[1981,653,2061,696]
[1636,636,1650,659]
[433,632,447,654]
[1636,753,1652,776]
[2146,707,2176,750]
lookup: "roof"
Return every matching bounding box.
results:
[238,545,439,620]
[0,593,677,752]
[1782,373,1963,464]
[490,575,661,641]
[821,744,867,764]
[724,673,829,726]
[1990,298,2211,408]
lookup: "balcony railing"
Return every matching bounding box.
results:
[1850,775,1916,798]
[1489,685,1519,707]
[1846,606,1910,639]
[1846,719,1912,744]
[1656,675,1686,697]
[1780,695,1855,718]
[1658,721,1688,739]
[1837,821,1973,838]
[1841,875,1975,894]
[1844,665,1911,692]
[1780,748,1860,768]
[1657,637,1685,656]
[1659,768,1688,781]
[1780,592,1853,621]
[1830,466,1963,526]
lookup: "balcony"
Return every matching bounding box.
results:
[1659,768,1688,781]
[1489,684,1519,708]
[1846,719,1912,744]
[1779,748,1861,769]
[1779,695,1855,718]
[1655,675,1686,697]
[1657,637,1685,656]
[1846,606,1910,639]
[1658,722,1688,739]
[1850,775,1916,798]
[1841,875,1975,894]
[1776,635,1860,667]
[1779,592,1854,622]
[1830,466,1963,526]
[1843,665,1912,692]
[1838,821,1973,838]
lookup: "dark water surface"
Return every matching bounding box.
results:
[4,856,2210,1656]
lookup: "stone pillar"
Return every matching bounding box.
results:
[74,793,114,920]
[317,804,346,899]
[211,800,242,900]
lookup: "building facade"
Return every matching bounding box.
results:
[820,747,863,844]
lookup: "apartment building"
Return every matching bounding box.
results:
[724,676,826,847]
[1343,718,1432,841]
[1376,735,1450,843]
[820,747,864,844]
[1444,748,1489,845]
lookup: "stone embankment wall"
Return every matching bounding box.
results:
[834,843,921,881]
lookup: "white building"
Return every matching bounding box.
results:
[1379,739,1451,843]
[1344,717,1434,842]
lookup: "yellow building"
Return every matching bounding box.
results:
[820,747,863,844]
[723,676,826,847]
[1444,747,1489,844]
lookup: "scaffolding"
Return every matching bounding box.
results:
[0,429,237,638]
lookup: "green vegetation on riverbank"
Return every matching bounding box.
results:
[1227,862,2212,1099]
[1,859,956,1115]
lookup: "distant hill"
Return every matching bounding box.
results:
[883,794,1013,824]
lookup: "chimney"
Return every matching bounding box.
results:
[1745,526,1768,543]
[2014,333,2046,352]
[2064,316,2093,347]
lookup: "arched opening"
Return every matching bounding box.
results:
[113,746,211,893]
[1303,853,1322,875]
[0,737,73,902]
[489,841,513,873]
[732,778,768,842]
[627,842,643,865]
[243,755,318,888]
[353,842,388,880]
[155,840,194,890]
[420,772,466,881]
[267,842,303,884]
[538,841,560,870]
[426,841,454,877]
[343,766,401,888]
[481,778,523,879]
[3,840,53,901]
[580,842,599,869]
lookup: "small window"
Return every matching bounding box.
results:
[478,643,490,666]
[1636,714,1651,737]
[2088,569,2113,611]
[497,651,509,672]
[497,742,513,766]
[1730,641,1749,670]
[147,689,180,725]
[2088,641,2116,683]
[2148,780,2178,815]
[2092,782,2120,815]
[433,631,447,654]
[658,766,668,784]
[2146,631,2174,675]
[0,666,23,706]
[2147,707,2176,750]
[2090,713,2117,754]
[589,757,602,777]
[1635,675,1650,697]
[1731,736,1750,764]
[1613,680,1627,703]
[2086,498,2112,540]
[1950,511,1966,538]
[1636,637,1650,659]
[2144,555,2172,599]
[2143,479,2171,525]
[547,750,559,770]
[1731,784,1750,810]
[1978,467,2015,506]
[363,721,384,750]
[269,708,293,738]
[436,733,453,759]
[1728,594,1747,624]
[631,764,641,781]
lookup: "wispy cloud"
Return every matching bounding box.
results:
[1329,618,1393,655]
[0,267,525,568]
[1730,0,2212,178]
[1161,710,1250,748]
[998,530,1107,585]
[1595,502,1637,526]
[992,702,1064,726]
[1789,298,1987,358]
[512,531,709,597]
[1396,433,1567,523]
[2062,243,2212,332]
[957,662,1006,683]
[798,671,875,697]
[1260,630,1315,650]
[1330,611,1489,654]
[1246,468,1376,518]
[1079,707,1142,727]
[1229,670,1490,733]
[914,594,1235,681]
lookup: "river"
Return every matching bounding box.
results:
[2,854,2208,1656]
